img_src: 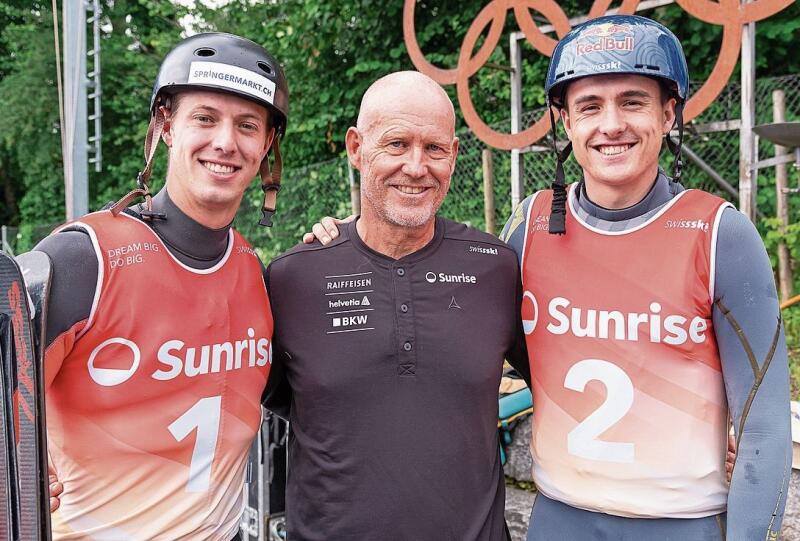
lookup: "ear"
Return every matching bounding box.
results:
[559,106,573,141]
[662,97,677,134]
[262,126,276,160]
[345,127,362,170]
[160,105,174,147]
[449,137,460,175]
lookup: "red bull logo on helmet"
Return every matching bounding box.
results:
[576,22,635,56]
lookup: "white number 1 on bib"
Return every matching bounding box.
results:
[564,359,634,463]
[168,396,222,492]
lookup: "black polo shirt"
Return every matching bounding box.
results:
[264,217,527,541]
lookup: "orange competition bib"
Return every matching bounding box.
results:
[521,186,731,518]
[47,211,272,540]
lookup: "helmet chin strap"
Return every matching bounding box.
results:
[664,101,685,184]
[258,134,283,227]
[548,106,571,235]
[109,99,169,220]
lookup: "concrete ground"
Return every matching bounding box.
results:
[504,486,535,541]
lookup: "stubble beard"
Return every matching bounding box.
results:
[362,178,442,228]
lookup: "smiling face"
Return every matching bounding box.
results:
[162,89,275,228]
[561,74,676,208]
[347,74,458,231]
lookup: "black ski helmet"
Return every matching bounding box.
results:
[150,32,288,136]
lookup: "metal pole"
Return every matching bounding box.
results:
[256,419,265,541]
[525,0,675,35]
[772,90,793,301]
[63,0,89,220]
[678,141,739,199]
[347,161,360,216]
[509,32,523,209]
[738,19,756,221]
[482,149,496,235]
[87,0,102,173]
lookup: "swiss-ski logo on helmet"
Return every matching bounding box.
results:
[576,23,635,56]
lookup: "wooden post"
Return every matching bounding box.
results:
[773,89,794,301]
[509,32,524,210]
[348,161,360,216]
[482,149,496,235]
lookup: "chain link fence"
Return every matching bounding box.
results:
[3,74,798,260]
[520,74,800,214]
[235,157,355,261]
[237,73,800,262]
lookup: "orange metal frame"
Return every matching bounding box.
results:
[403,0,794,150]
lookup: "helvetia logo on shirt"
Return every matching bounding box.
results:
[86,329,271,386]
[523,291,708,345]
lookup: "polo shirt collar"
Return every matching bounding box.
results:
[346,216,446,266]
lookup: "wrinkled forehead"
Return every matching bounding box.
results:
[365,106,454,138]
[361,96,455,143]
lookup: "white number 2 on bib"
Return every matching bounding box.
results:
[564,359,634,464]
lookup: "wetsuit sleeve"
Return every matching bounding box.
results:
[713,207,791,539]
[34,230,98,389]
[262,262,292,420]
[506,267,531,387]
[499,196,534,386]
[500,196,533,267]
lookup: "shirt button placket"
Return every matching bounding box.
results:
[394,265,415,377]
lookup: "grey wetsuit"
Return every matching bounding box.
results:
[501,173,790,541]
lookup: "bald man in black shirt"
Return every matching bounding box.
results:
[264,71,527,540]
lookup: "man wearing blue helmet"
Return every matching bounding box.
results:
[502,14,790,540]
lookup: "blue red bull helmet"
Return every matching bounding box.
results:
[543,15,688,235]
[546,15,688,108]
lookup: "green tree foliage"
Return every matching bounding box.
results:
[0,0,798,254]
[191,0,514,162]
[0,2,62,228]
[0,0,190,246]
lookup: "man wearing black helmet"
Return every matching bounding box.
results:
[501,14,790,540]
[33,33,287,540]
